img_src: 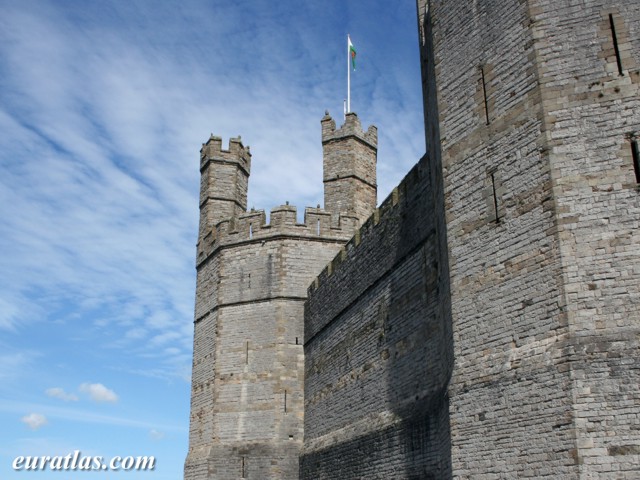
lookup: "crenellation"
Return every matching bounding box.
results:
[269,204,298,228]
[320,111,378,148]
[195,205,363,268]
[200,135,251,174]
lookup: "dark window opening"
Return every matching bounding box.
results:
[632,139,640,184]
[609,14,624,76]
[491,172,500,223]
[284,390,287,413]
[480,66,490,125]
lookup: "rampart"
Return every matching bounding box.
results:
[301,154,453,479]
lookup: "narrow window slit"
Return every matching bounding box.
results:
[491,172,500,223]
[631,139,640,184]
[295,337,299,345]
[480,66,490,125]
[316,218,320,235]
[249,223,253,239]
[284,390,287,413]
[609,14,624,76]
[241,456,245,478]
[245,341,249,364]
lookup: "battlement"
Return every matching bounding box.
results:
[196,204,359,266]
[200,134,251,174]
[321,111,377,148]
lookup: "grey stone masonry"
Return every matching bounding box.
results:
[419,0,640,477]
[185,114,377,480]
[322,111,378,226]
[302,155,453,479]
[187,1,639,477]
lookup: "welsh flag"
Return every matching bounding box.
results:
[348,37,356,70]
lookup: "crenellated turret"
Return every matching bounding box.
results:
[198,135,251,238]
[321,111,377,225]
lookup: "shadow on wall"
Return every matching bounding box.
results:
[384,2,454,476]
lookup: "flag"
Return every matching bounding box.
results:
[348,37,356,70]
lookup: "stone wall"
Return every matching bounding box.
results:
[527,1,640,475]
[301,156,453,479]
[301,1,639,478]
[423,0,640,477]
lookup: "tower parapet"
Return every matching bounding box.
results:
[322,111,377,225]
[196,204,358,267]
[198,135,251,238]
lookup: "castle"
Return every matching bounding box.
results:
[185,0,640,478]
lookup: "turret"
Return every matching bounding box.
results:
[321,111,377,225]
[198,135,251,237]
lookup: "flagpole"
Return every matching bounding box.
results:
[347,34,351,114]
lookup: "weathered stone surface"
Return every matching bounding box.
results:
[302,156,453,479]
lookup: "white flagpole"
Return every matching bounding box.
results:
[347,34,351,114]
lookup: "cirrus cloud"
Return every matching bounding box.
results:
[45,387,79,402]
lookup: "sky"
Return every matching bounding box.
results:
[0,1,424,478]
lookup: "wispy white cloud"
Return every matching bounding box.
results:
[79,383,118,404]
[0,399,186,433]
[21,412,48,430]
[45,387,79,402]
[149,429,165,441]
[0,347,39,382]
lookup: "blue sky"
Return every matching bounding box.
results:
[0,1,423,478]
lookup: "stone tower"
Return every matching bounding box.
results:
[322,111,378,225]
[418,0,640,477]
[184,113,377,479]
[198,136,250,235]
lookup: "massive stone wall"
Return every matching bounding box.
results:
[301,156,453,479]
[422,0,579,476]
[421,0,640,477]
[527,1,640,475]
